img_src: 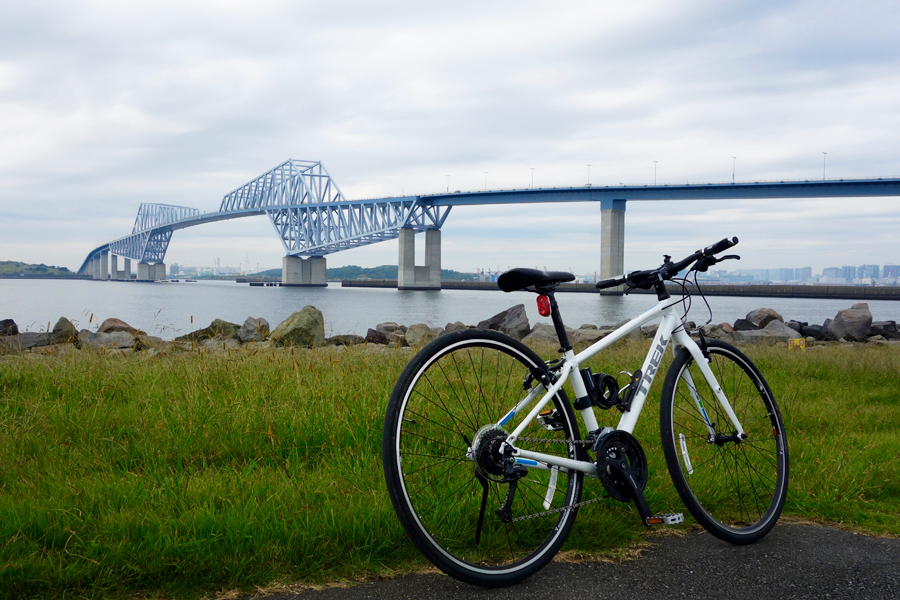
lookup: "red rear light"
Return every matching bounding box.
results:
[536,295,551,317]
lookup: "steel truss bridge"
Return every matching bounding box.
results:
[78,158,900,278]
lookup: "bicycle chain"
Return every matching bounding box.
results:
[509,436,608,523]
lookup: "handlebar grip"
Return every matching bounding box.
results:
[704,236,739,256]
[595,276,625,290]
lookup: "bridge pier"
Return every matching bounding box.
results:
[282,256,327,286]
[123,258,131,280]
[398,228,441,290]
[600,199,626,293]
[153,263,166,281]
[136,262,151,281]
[110,255,118,280]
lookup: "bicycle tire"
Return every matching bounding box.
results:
[660,340,789,544]
[382,329,584,586]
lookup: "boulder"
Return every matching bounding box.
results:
[870,321,900,340]
[78,330,138,349]
[269,306,326,348]
[238,317,270,343]
[176,319,241,342]
[0,319,18,336]
[327,334,365,346]
[48,317,78,345]
[785,320,806,333]
[746,308,784,329]
[376,322,407,335]
[443,321,468,333]
[799,324,830,341]
[521,328,559,348]
[388,332,409,347]
[98,318,143,336]
[763,320,802,340]
[365,328,389,345]
[827,303,873,342]
[0,332,49,351]
[733,318,758,331]
[405,324,442,347]
[477,304,530,340]
[201,338,241,351]
[570,327,611,349]
[579,324,598,330]
[700,323,734,340]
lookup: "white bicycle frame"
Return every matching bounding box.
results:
[496,296,746,477]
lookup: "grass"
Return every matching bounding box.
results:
[0,340,898,599]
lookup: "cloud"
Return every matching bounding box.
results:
[1,0,899,275]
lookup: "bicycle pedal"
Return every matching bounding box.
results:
[646,513,684,526]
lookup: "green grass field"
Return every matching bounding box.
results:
[0,341,898,599]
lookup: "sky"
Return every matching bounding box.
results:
[1,0,899,275]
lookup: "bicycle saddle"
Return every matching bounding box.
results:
[497,268,576,293]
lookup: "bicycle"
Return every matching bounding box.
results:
[382,237,789,586]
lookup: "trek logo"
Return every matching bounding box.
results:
[638,333,670,395]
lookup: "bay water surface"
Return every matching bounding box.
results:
[1,279,897,340]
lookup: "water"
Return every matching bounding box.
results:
[1,279,896,339]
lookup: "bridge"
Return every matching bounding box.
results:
[78,159,900,289]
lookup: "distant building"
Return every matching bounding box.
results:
[841,266,856,281]
[822,267,841,279]
[170,263,180,276]
[883,264,898,279]
[858,264,880,279]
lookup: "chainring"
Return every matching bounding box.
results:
[595,430,648,502]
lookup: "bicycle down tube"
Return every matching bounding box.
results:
[502,297,746,475]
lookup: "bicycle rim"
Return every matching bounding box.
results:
[384,332,582,584]
[662,342,788,542]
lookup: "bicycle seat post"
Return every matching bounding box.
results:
[537,285,572,353]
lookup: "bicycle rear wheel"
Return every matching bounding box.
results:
[383,329,584,586]
[660,340,789,544]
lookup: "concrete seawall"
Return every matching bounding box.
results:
[341,279,900,301]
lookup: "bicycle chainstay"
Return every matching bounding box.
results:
[508,436,609,522]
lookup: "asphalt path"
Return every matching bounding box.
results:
[258,524,899,600]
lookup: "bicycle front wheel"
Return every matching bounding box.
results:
[660,340,789,544]
[383,329,584,587]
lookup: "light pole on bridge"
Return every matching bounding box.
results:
[530,167,535,189]
[732,157,736,183]
[484,171,488,191]
[587,164,591,186]
[653,161,658,185]
[823,152,827,180]
[446,175,450,192]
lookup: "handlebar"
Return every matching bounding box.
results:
[595,237,739,291]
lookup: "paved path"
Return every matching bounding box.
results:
[259,525,899,600]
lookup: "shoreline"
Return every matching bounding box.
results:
[341,279,900,300]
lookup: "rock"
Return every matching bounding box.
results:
[746,308,784,329]
[800,324,830,341]
[201,338,241,351]
[405,324,442,347]
[785,320,806,333]
[238,317,270,343]
[870,321,899,340]
[48,317,78,345]
[388,332,409,347]
[365,328,389,345]
[176,319,241,342]
[764,320,802,339]
[477,304,530,340]
[868,335,887,344]
[444,321,468,333]
[269,306,326,348]
[641,323,659,338]
[98,318,143,336]
[570,327,611,349]
[0,332,50,351]
[376,322,407,335]
[521,328,558,348]
[733,318,759,331]
[0,319,18,336]
[827,303,873,342]
[327,334,365,346]
[700,323,734,340]
[78,330,138,349]
[579,324,598,330]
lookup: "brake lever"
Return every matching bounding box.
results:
[718,254,740,262]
